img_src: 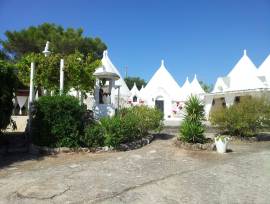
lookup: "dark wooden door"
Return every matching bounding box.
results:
[155,100,164,113]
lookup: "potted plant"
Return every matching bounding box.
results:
[215,135,229,153]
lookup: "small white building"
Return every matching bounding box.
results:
[179,75,205,102]
[179,77,191,102]
[257,54,270,87]
[128,83,142,105]
[204,50,270,119]
[190,75,206,97]
[140,60,183,119]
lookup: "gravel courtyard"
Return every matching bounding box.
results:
[1,132,270,204]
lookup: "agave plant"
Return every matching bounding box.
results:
[179,95,206,143]
[183,95,205,123]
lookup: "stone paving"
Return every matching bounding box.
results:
[0,133,270,204]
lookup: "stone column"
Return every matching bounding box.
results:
[28,62,35,109]
[225,94,235,107]
[28,62,35,138]
[60,59,64,95]
[94,79,100,104]
[204,95,213,120]
[110,80,115,105]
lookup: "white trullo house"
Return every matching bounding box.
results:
[204,50,270,118]
[140,60,182,119]
[136,59,206,120]
[128,83,143,105]
[257,54,270,87]
[179,75,205,102]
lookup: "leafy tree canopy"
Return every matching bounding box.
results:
[16,51,100,94]
[124,76,147,90]
[1,23,107,60]
[0,49,9,60]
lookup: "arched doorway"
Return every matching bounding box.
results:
[133,95,138,102]
[155,96,164,114]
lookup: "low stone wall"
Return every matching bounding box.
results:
[29,134,155,155]
[118,135,154,151]
[175,139,215,151]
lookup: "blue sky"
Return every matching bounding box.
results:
[0,0,270,85]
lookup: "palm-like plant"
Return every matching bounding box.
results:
[183,96,205,122]
[179,95,206,143]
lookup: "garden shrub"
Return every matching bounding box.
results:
[0,60,17,132]
[179,96,206,143]
[101,116,123,148]
[130,106,164,136]
[180,120,205,143]
[210,97,270,137]
[31,95,86,147]
[82,122,105,148]
[101,113,140,148]
[102,106,163,148]
[32,99,163,149]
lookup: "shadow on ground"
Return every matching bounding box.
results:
[0,132,45,168]
[257,133,270,141]
[153,133,175,140]
[0,153,46,169]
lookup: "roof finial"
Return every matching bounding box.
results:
[243,49,247,56]
[194,74,197,79]
[161,59,164,66]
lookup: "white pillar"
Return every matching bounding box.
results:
[94,79,100,104]
[110,80,115,105]
[28,62,35,109]
[60,59,64,95]
[225,94,235,107]
[204,95,213,120]
[117,86,121,109]
[28,62,35,135]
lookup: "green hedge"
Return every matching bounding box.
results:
[31,95,86,147]
[0,60,17,131]
[32,97,163,149]
[81,122,105,148]
[83,106,164,148]
[210,97,270,137]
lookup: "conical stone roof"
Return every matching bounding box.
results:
[227,50,266,91]
[190,74,205,94]
[98,50,130,97]
[142,60,182,101]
